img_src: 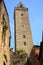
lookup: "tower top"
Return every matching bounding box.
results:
[18,2,24,8]
[14,2,28,11]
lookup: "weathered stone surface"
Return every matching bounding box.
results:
[14,2,33,57]
[0,1,11,65]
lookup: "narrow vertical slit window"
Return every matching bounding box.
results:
[23,35,26,38]
[4,62,6,65]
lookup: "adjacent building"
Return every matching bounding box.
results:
[0,0,11,65]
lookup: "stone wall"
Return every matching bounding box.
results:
[0,1,10,65]
[14,2,33,56]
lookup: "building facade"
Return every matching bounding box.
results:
[14,2,33,56]
[0,0,11,65]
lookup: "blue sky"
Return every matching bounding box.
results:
[4,0,43,48]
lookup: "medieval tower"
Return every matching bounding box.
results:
[14,2,33,56]
[0,0,10,65]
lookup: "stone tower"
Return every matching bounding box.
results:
[0,0,11,65]
[14,2,33,56]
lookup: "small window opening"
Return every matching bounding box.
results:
[21,13,23,16]
[24,42,26,46]
[23,35,26,38]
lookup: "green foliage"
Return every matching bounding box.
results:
[16,49,25,55]
[14,59,20,64]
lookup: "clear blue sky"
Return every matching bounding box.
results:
[4,0,43,48]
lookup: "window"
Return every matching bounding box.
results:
[24,42,26,46]
[23,35,26,38]
[21,13,23,16]
[4,62,6,65]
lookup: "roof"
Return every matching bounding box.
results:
[32,45,40,51]
[34,45,40,48]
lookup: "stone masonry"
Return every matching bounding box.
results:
[0,0,11,65]
[14,2,33,56]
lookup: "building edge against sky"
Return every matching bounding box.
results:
[0,0,11,65]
